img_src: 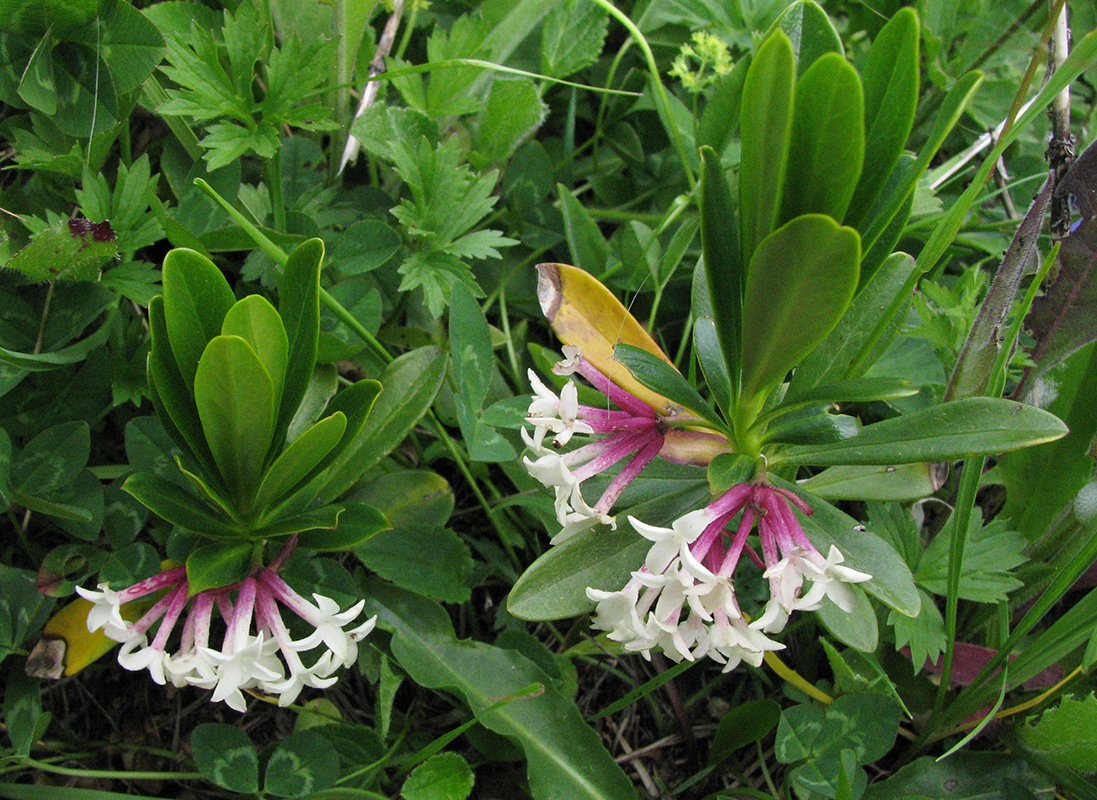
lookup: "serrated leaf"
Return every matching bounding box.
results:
[471,78,545,169]
[401,752,474,800]
[541,0,608,78]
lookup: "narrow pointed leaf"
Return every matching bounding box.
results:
[194,335,276,501]
[161,248,236,391]
[775,398,1068,466]
[123,472,238,539]
[536,262,678,414]
[557,185,609,274]
[700,146,742,400]
[614,344,724,428]
[255,412,347,510]
[364,580,639,800]
[771,0,842,71]
[769,377,917,415]
[253,505,344,539]
[798,463,949,501]
[297,503,389,551]
[740,215,860,404]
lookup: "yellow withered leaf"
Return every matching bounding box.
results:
[536,263,679,414]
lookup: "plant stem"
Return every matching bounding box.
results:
[266,154,286,232]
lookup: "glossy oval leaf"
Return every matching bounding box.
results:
[775,398,1069,467]
[779,52,864,224]
[161,248,236,392]
[222,295,289,416]
[186,542,253,596]
[739,30,795,264]
[740,215,860,406]
[194,335,276,502]
[816,585,878,652]
[536,262,677,414]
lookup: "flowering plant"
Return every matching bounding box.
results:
[75,239,388,710]
[509,27,1069,673]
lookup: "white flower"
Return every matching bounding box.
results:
[117,636,169,685]
[201,633,284,713]
[526,372,593,447]
[76,584,134,642]
[796,545,872,613]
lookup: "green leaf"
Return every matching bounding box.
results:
[4,217,118,282]
[363,580,638,800]
[774,478,921,617]
[123,472,238,540]
[351,471,455,530]
[316,347,448,505]
[740,215,860,406]
[471,78,545,170]
[791,252,916,393]
[844,7,919,230]
[775,398,1069,467]
[771,0,843,72]
[253,505,343,540]
[255,413,347,510]
[541,0,608,79]
[186,542,253,595]
[739,30,795,264]
[222,295,289,417]
[777,378,917,412]
[147,296,220,477]
[191,723,260,794]
[355,525,473,604]
[779,52,863,224]
[699,147,743,402]
[161,248,236,392]
[558,183,609,274]
[816,584,878,652]
[696,57,749,156]
[194,335,276,502]
[916,514,1026,602]
[889,588,946,675]
[96,1,166,95]
[798,463,948,502]
[401,752,474,800]
[12,421,88,496]
[17,32,56,115]
[0,310,114,373]
[264,730,340,798]
[710,699,781,764]
[297,503,388,551]
[277,238,323,442]
[507,524,644,620]
[614,344,722,427]
[864,753,1053,800]
[450,282,493,412]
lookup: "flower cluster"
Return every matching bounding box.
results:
[524,348,871,670]
[523,346,728,543]
[77,555,375,712]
